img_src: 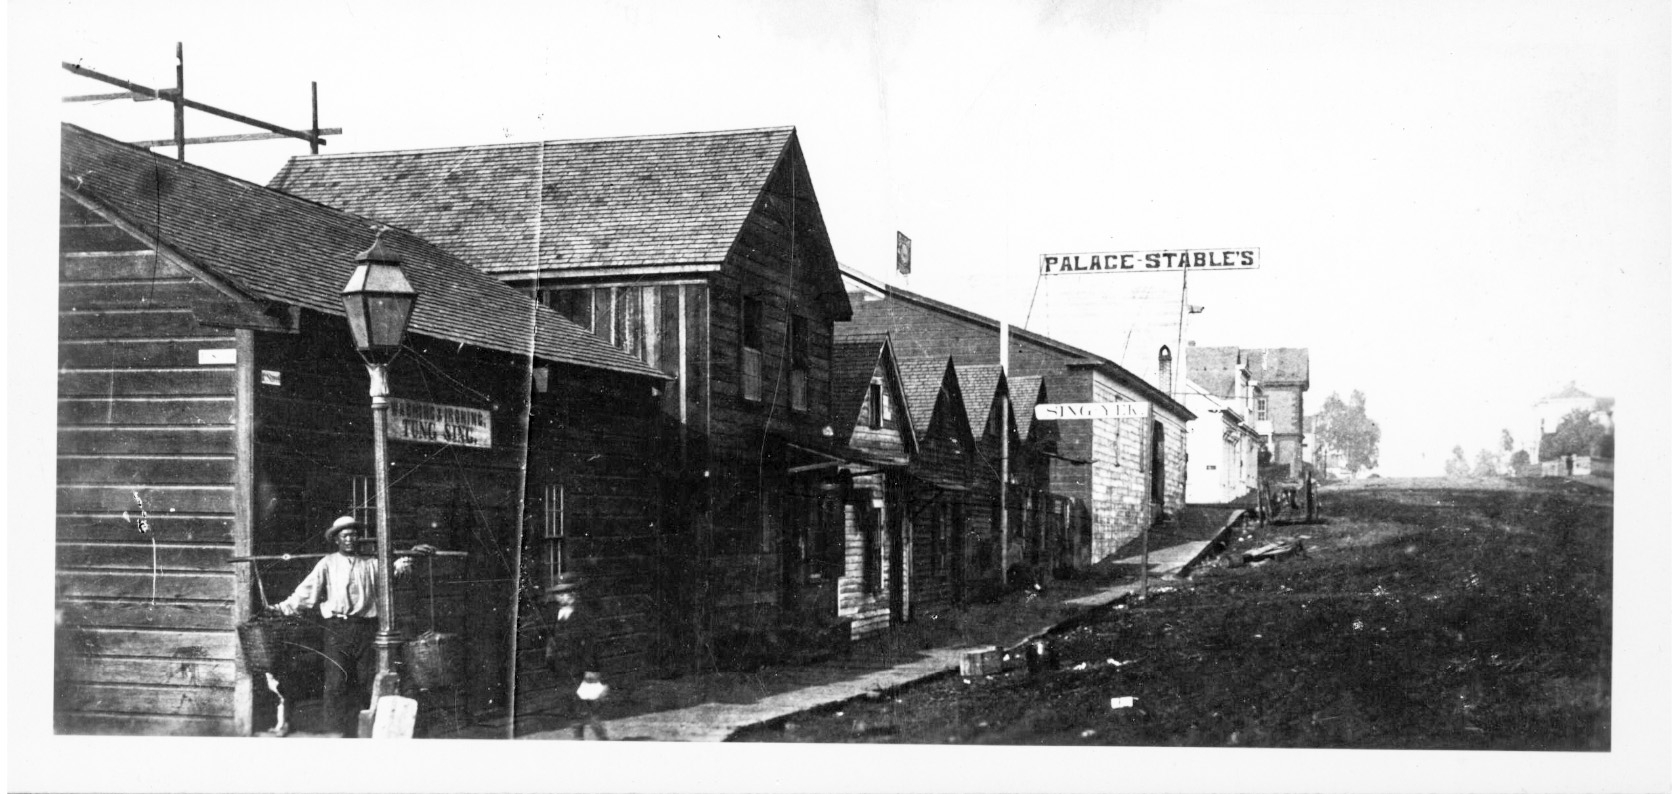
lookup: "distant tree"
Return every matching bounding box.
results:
[1444,445,1470,478]
[1500,428,1515,453]
[1471,449,1501,478]
[1510,449,1531,469]
[1311,390,1382,474]
[1540,409,1608,460]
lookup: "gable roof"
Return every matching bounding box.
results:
[1249,348,1310,385]
[895,356,952,437]
[270,127,790,275]
[829,332,916,453]
[1542,381,1593,401]
[841,265,1195,422]
[955,364,1011,444]
[61,124,663,379]
[1010,375,1044,433]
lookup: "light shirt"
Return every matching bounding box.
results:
[280,552,411,619]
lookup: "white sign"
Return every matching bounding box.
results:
[388,398,492,448]
[1041,248,1259,275]
[198,348,236,365]
[1034,402,1152,420]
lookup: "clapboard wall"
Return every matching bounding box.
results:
[55,197,248,736]
[248,311,665,730]
[700,147,846,649]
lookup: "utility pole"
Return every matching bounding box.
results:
[172,43,186,161]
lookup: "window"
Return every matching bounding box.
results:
[860,501,881,594]
[1256,395,1269,422]
[547,289,594,333]
[864,382,883,429]
[349,476,377,531]
[789,315,809,412]
[542,484,567,585]
[741,296,764,402]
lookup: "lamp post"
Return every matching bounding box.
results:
[341,230,417,709]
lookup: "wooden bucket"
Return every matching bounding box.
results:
[404,629,465,690]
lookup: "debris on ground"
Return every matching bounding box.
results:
[1110,696,1138,709]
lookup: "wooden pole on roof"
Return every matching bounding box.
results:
[173,43,185,161]
[311,81,320,155]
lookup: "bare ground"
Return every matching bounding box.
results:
[732,478,1613,749]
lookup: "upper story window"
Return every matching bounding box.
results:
[789,315,810,412]
[544,286,659,368]
[549,289,594,333]
[863,381,883,429]
[1256,395,1269,422]
[741,295,764,402]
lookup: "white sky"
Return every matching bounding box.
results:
[9,2,1673,791]
[31,0,1670,475]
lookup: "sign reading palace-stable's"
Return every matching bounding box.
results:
[1041,248,1259,274]
[388,398,492,448]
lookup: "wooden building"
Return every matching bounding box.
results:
[269,127,856,665]
[953,364,1018,595]
[843,266,1196,567]
[895,356,977,611]
[826,333,917,637]
[55,124,669,736]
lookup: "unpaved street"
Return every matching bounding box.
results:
[735,478,1613,749]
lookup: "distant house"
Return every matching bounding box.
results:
[1188,344,1309,478]
[56,124,667,736]
[844,267,1194,567]
[270,127,856,665]
[1179,378,1262,503]
[1525,382,1615,465]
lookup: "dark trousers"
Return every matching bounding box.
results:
[321,617,377,737]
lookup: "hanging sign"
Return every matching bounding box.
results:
[388,398,492,448]
[1034,402,1152,420]
[1041,248,1259,275]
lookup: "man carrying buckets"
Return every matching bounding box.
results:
[544,573,609,740]
[274,515,436,737]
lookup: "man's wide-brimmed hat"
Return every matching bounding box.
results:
[324,515,364,543]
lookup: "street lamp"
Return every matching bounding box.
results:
[341,229,417,713]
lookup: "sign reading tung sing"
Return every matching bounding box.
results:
[388,398,492,448]
[1041,248,1259,275]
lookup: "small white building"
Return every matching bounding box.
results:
[1181,378,1262,504]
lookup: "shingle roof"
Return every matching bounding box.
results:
[830,333,888,447]
[840,264,1195,422]
[62,124,663,379]
[895,356,950,437]
[955,365,1006,443]
[1010,375,1044,432]
[269,127,796,274]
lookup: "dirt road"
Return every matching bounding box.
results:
[734,478,1613,749]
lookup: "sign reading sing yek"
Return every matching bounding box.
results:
[388,398,492,448]
[1041,248,1259,275]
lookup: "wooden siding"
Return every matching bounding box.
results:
[247,313,665,732]
[56,200,244,737]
